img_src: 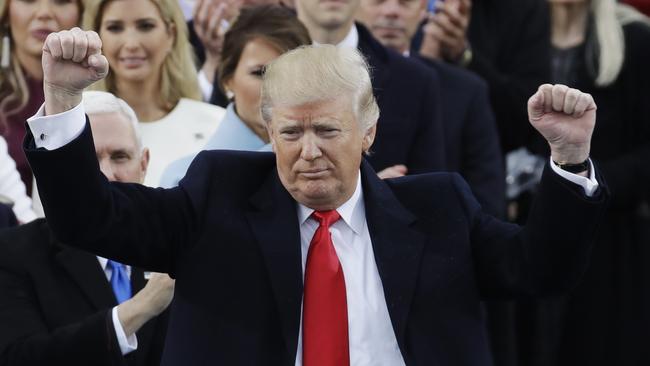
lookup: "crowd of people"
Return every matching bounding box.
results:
[0,0,648,365]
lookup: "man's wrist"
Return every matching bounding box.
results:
[43,84,82,116]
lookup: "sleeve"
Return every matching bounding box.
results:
[468,0,551,152]
[111,307,137,355]
[458,162,608,299]
[24,119,207,275]
[26,102,86,151]
[549,158,599,197]
[0,268,126,366]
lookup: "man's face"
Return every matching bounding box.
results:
[297,0,360,32]
[89,112,149,184]
[356,0,426,53]
[268,97,376,210]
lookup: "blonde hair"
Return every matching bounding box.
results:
[0,0,83,130]
[82,0,201,110]
[590,0,650,86]
[261,45,379,132]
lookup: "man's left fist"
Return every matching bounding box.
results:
[528,84,596,164]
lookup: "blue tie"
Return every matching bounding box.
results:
[107,260,132,304]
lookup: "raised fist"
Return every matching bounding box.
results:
[528,84,597,164]
[42,28,109,114]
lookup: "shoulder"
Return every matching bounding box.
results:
[175,98,227,120]
[383,172,479,220]
[0,219,53,268]
[182,150,276,191]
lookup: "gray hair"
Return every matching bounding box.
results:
[260,45,379,132]
[82,91,143,151]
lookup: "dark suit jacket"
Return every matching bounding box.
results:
[412,0,551,153]
[25,121,607,365]
[210,23,448,174]
[414,57,505,217]
[0,219,168,366]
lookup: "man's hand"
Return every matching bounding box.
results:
[528,84,596,164]
[377,165,408,179]
[42,28,108,115]
[117,273,175,336]
[420,0,471,62]
[193,0,236,83]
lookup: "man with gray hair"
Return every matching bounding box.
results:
[26,29,607,366]
[0,91,173,366]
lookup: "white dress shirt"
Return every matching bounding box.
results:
[97,257,138,356]
[27,102,599,364]
[295,174,406,366]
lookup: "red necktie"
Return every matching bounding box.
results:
[303,210,350,366]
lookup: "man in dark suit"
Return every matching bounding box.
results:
[355,0,506,217]
[0,91,173,366]
[27,29,606,365]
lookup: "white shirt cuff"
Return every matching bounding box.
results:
[549,157,599,197]
[198,70,214,102]
[27,102,86,150]
[111,306,138,355]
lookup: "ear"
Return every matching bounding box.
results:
[362,122,377,154]
[166,22,176,53]
[139,147,150,181]
[266,122,277,153]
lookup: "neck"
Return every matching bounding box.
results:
[234,105,270,143]
[16,51,43,80]
[303,19,355,45]
[550,2,590,49]
[116,78,171,122]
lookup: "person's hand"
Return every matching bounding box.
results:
[377,165,408,179]
[528,84,596,166]
[42,28,109,115]
[117,273,175,336]
[193,0,235,83]
[420,0,471,62]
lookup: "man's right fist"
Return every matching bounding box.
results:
[42,28,109,114]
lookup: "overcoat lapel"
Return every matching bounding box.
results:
[245,170,303,361]
[360,161,427,354]
[55,242,116,310]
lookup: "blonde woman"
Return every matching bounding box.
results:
[83,0,225,187]
[0,0,82,194]
[531,1,650,365]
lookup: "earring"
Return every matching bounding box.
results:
[1,33,10,69]
[226,89,234,100]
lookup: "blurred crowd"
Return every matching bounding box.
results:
[0,0,648,365]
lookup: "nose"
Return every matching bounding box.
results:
[380,0,401,17]
[98,158,117,182]
[299,133,323,161]
[35,0,54,20]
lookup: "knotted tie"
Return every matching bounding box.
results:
[107,260,132,304]
[303,210,350,366]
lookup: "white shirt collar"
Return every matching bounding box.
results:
[297,172,364,235]
[313,24,359,49]
[97,256,108,270]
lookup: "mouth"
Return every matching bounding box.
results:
[298,169,330,179]
[119,57,147,69]
[30,29,54,41]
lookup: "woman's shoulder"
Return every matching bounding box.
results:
[175,98,226,118]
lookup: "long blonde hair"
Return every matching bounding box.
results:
[83,0,201,110]
[590,0,650,86]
